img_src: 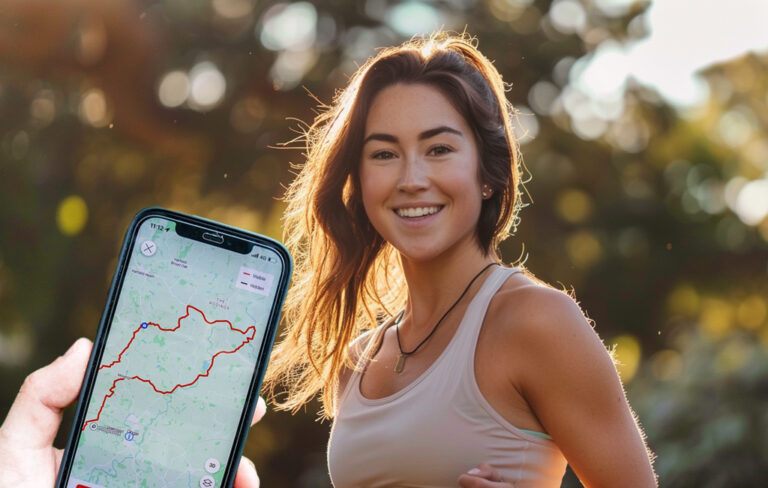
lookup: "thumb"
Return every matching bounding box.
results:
[0,338,92,449]
[233,456,260,488]
[249,396,267,427]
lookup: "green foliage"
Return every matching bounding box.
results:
[630,328,768,487]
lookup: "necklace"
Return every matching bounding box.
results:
[394,262,498,373]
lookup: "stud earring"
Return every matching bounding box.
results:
[481,185,493,199]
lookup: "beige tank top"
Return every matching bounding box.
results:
[328,266,567,487]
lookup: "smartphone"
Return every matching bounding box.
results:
[55,207,291,488]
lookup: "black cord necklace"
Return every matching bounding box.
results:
[393,262,499,373]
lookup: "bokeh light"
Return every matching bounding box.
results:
[78,88,111,127]
[736,295,767,330]
[158,70,191,108]
[270,49,318,90]
[555,189,593,223]
[212,0,255,20]
[528,81,559,116]
[189,62,226,111]
[548,0,587,35]
[612,334,641,382]
[56,195,89,236]
[667,283,700,318]
[259,2,317,52]
[489,0,534,22]
[717,106,757,148]
[571,40,629,104]
[699,298,734,340]
[593,0,636,17]
[386,1,443,37]
[732,177,768,225]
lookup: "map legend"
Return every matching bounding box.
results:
[235,266,273,296]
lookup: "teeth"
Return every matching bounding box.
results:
[396,206,441,218]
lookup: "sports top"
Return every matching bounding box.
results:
[328,266,567,487]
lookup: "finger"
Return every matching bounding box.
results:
[457,463,510,487]
[0,338,92,450]
[457,474,513,488]
[458,473,492,488]
[250,396,267,427]
[474,463,502,481]
[233,456,260,488]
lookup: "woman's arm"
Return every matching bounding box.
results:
[506,287,657,487]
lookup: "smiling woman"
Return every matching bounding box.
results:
[263,32,657,487]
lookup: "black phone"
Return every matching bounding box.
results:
[55,207,291,488]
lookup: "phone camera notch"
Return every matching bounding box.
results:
[202,232,224,244]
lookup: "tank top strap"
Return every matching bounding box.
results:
[448,266,521,362]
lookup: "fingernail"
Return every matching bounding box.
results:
[467,468,481,475]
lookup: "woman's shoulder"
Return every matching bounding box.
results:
[487,268,597,348]
[485,268,613,395]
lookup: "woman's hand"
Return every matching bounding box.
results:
[457,463,514,487]
[0,338,267,487]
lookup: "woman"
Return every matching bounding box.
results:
[264,33,657,487]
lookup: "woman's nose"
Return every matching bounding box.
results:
[396,155,429,193]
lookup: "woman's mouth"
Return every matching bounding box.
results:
[394,206,443,218]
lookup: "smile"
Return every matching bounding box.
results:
[394,206,443,218]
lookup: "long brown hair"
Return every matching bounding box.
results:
[263,32,524,418]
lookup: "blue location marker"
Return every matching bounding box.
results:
[125,431,134,441]
[141,322,148,329]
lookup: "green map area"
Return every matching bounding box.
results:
[68,218,281,488]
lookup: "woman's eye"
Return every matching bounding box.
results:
[371,150,396,160]
[428,145,452,156]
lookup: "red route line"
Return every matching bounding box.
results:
[82,305,256,432]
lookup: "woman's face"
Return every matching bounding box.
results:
[359,82,485,263]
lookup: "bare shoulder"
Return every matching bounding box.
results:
[485,269,606,363]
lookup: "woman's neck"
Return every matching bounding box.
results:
[399,245,497,335]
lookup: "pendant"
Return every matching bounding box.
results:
[394,354,405,373]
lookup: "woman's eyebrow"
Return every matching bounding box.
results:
[363,125,463,145]
[418,125,462,140]
[363,133,398,144]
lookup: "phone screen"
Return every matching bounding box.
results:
[63,215,286,488]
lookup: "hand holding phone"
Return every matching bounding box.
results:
[0,338,265,487]
[50,208,291,488]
